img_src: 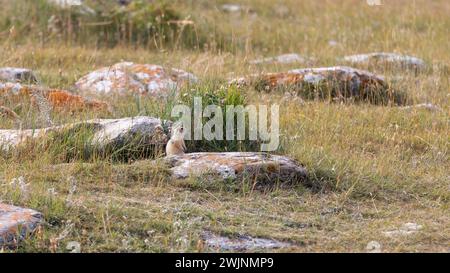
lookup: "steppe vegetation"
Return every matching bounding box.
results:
[0,0,448,252]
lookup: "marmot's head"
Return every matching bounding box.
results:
[171,123,185,141]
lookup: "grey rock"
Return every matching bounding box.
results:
[165,152,307,184]
[343,52,426,71]
[382,222,423,237]
[66,241,81,253]
[221,4,243,13]
[47,0,96,15]
[0,116,169,156]
[202,231,292,251]
[366,241,382,253]
[401,103,441,112]
[0,67,37,83]
[249,53,307,65]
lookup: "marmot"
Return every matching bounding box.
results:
[166,124,186,156]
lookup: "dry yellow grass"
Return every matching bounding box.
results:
[0,0,448,252]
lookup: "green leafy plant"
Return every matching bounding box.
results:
[177,83,261,153]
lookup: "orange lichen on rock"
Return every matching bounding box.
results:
[229,66,393,103]
[231,66,386,92]
[0,82,109,112]
[75,62,198,97]
[262,72,303,88]
[46,90,109,112]
[0,203,43,247]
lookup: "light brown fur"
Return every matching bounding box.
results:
[166,124,186,156]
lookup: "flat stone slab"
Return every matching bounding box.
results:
[0,67,37,83]
[0,203,43,247]
[0,116,169,154]
[342,52,426,71]
[47,0,95,14]
[0,82,109,112]
[401,103,441,112]
[75,62,198,97]
[165,152,307,184]
[249,53,307,65]
[382,223,423,237]
[202,231,292,251]
[230,66,387,101]
[221,4,244,13]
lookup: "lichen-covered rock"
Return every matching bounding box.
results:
[75,62,198,97]
[0,203,43,248]
[165,152,307,184]
[0,82,109,112]
[0,116,169,155]
[230,66,389,103]
[249,53,307,65]
[0,67,37,83]
[343,53,426,71]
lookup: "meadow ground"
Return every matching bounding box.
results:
[0,0,449,252]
